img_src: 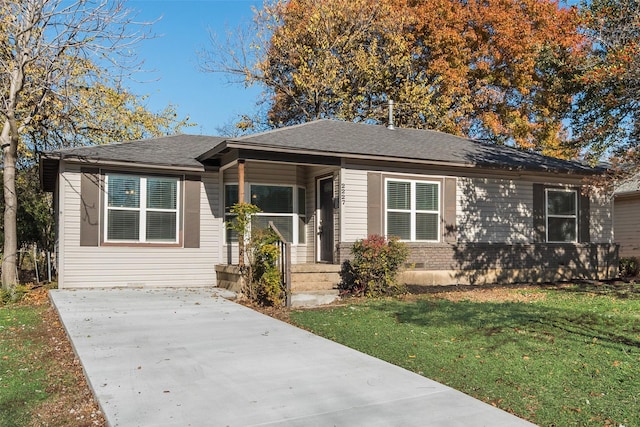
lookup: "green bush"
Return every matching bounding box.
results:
[619,257,640,278]
[0,284,28,304]
[340,234,408,297]
[248,228,285,307]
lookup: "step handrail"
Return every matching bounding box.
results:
[268,221,292,307]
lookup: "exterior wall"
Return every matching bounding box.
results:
[456,177,534,243]
[335,162,617,283]
[57,162,221,288]
[339,168,368,242]
[614,193,640,258]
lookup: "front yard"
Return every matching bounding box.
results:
[289,283,640,426]
[0,286,103,426]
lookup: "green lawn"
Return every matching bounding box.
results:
[289,284,640,426]
[0,304,50,426]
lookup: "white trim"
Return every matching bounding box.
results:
[545,188,578,243]
[104,174,181,244]
[384,178,441,242]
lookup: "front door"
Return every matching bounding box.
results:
[317,177,334,263]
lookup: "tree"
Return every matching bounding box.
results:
[572,0,640,163]
[1,0,188,291]
[201,0,584,156]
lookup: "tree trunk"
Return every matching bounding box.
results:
[2,119,19,291]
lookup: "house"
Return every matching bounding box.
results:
[614,175,640,259]
[40,119,618,291]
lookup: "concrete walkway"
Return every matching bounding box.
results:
[50,288,536,427]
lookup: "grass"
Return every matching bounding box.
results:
[0,287,103,427]
[289,283,640,426]
[0,304,50,426]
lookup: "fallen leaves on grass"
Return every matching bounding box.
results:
[10,285,105,426]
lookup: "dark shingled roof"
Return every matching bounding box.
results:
[215,120,596,173]
[42,120,600,175]
[43,134,226,169]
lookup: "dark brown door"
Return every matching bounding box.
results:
[318,177,334,263]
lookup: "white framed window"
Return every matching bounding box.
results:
[385,179,440,241]
[546,188,577,243]
[224,183,306,244]
[105,174,180,243]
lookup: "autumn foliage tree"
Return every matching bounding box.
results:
[1,0,188,292]
[202,0,585,157]
[572,0,640,163]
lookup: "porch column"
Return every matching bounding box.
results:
[238,160,245,203]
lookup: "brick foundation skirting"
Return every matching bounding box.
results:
[336,241,619,284]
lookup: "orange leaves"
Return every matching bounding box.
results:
[257,0,583,153]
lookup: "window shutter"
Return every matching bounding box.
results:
[183,175,201,248]
[367,173,382,235]
[443,178,456,243]
[579,191,590,243]
[80,168,100,246]
[532,183,545,243]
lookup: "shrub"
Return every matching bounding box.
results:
[247,228,285,307]
[0,284,28,304]
[340,234,408,297]
[619,257,640,278]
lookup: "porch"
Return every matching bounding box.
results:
[215,263,341,307]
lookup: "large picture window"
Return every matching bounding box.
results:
[546,189,577,242]
[105,174,179,243]
[386,179,440,241]
[224,184,306,244]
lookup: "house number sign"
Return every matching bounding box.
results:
[341,183,346,205]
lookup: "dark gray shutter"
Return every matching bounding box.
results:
[80,168,100,246]
[579,191,590,243]
[532,183,545,243]
[443,178,457,243]
[367,172,382,235]
[183,175,201,248]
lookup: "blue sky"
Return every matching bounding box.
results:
[127,0,262,135]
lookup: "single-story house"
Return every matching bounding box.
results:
[614,175,640,259]
[40,119,618,290]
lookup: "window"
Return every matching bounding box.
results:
[224,184,306,244]
[386,179,440,241]
[546,189,577,242]
[105,174,179,243]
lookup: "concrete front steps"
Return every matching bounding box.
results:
[290,264,341,307]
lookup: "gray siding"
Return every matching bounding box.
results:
[591,190,614,244]
[457,178,614,245]
[614,194,640,257]
[457,177,534,243]
[57,162,221,288]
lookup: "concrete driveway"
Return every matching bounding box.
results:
[50,288,535,427]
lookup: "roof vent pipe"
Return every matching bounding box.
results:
[387,99,395,130]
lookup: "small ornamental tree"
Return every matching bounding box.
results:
[227,202,261,267]
[340,234,408,297]
[226,204,284,306]
[247,228,284,307]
